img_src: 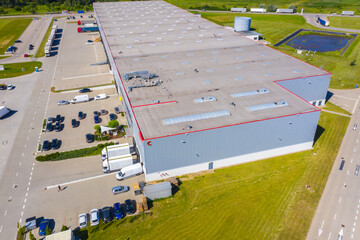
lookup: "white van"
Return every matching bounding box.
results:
[116,163,143,180]
[94,93,107,100]
[70,94,89,104]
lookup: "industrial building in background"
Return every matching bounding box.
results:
[94,1,331,181]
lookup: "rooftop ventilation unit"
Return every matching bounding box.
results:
[231,88,270,98]
[162,110,230,125]
[194,96,217,103]
[247,100,288,112]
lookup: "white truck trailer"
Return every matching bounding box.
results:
[116,163,143,180]
[70,94,89,104]
[102,154,133,173]
[101,143,130,160]
[0,106,11,119]
[250,8,267,13]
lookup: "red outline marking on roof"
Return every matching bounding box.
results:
[132,100,178,108]
[94,3,329,142]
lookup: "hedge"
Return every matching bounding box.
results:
[36,142,114,161]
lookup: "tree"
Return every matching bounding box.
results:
[14,6,21,11]
[259,4,266,9]
[267,4,277,12]
[108,120,119,128]
[0,7,6,14]
[61,225,69,231]
[29,231,36,240]
[94,125,101,132]
[289,4,297,11]
[45,224,51,235]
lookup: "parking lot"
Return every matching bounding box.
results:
[53,17,112,91]
[21,13,147,236]
[40,87,129,152]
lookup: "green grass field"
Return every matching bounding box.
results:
[166,0,360,14]
[0,17,32,55]
[35,18,54,58]
[323,101,351,115]
[329,16,360,30]
[0,62,42,79]
[74,112,349,240]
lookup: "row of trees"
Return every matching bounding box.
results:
[259,3,297,12]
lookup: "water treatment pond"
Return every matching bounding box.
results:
[285,33,351,52]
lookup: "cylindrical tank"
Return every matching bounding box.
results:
[234,17,251,32]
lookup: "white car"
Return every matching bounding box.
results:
[57,100,70,106]
[78,213,88,229]
[90,209,100,226]
[94,94,107,100]
[7,84,14,90]
[353,123,357,131]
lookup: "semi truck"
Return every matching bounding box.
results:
[116,163,143,180]
[316,17,329,27]
[77,20,97,25]
[103,154,133,173]
[0,106,11,119]
[70,94,89,104]
[250,8,267,13]
[101,143,130,160]
[77,26,99,33]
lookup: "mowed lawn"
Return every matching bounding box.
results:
[166,0,360,13]
[329,16,360,30]
[0,17,32,55]
[197,12,313,44]
[76,112,349,240]
[0,62,42,79]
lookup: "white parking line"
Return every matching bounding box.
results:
[25,193,28,197]
[353,227,355,232]
[16,172,18,177]
[0,225,2,233]
[19,162,21,166]
[355,148,357,152]
[21,211,23,216]
[62,72,111,80]
[22,205,25,209]
[328,232,331,240]
[334,214,337,220]
[21,153,24,157]
[24,198,26,203]
[46,172,118,189]
[26,136,29,140]
[351,234,354,239]
[348,170,350,175]
[351,159,354,163]
[339,197,342,204]
[4,210,7,216]
[27,187,29,191]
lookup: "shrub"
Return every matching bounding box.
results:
[45,224,51,235]
[61,225,69,231]
[267,4,277,12]
[108,120,119,128]
[259,4,266,8]
[16,223,26,240]
[94,125,101,132]
[42,119,46,129]
[120,112,125,117]
[28,231,36,240]
[35,142,114,161]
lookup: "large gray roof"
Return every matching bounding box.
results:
[94,1,329,140]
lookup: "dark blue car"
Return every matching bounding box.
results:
[113,202,124,220]
[39,219,50,236]
[94,115,100,123]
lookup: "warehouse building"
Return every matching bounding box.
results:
[93,1,331,181]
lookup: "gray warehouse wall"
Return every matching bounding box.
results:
[143,110,320,175]
[276,74,331,103]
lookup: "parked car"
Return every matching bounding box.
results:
[47,117,55,123]
[28,44,34,50]
[100,109,108,115]
[112,186,129,195]
[39,219,50,236]
[57,100,69,106]
[102,207,113,223]
[113,202,124,220]
[114,107,120,114]
[55,114,62,122]
[125,199,134,215]
[14,40,22,43]
[79,88,91,93]
[46,123,54,132]
[51,139,60,149]
[71,119,79,128]
[94,115,100,124]
[78,213,88,229]
[7,84,14,90]
[86,40,94,45]
[90,209,100,226]
[93,111,100,117]
[86,133,94,143]
[0,85,6,90]
[54,121,62,132]
[43,140,51,151]
[78,111,85,120]
[109,113,117,120]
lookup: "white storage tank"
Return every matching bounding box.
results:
[234,17,251,32]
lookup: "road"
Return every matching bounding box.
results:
[302,13,360,33]
[307,89,360,240]
[0,16,52,64]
